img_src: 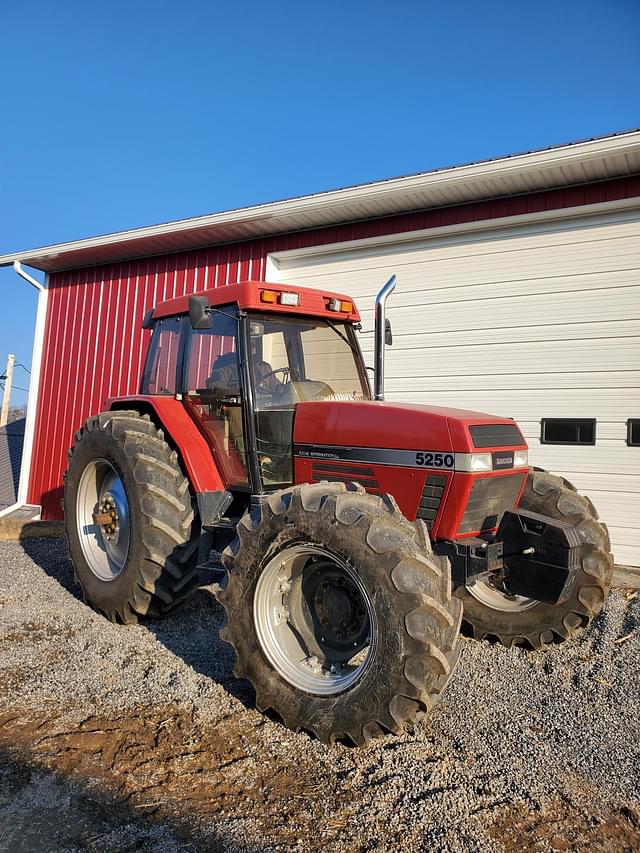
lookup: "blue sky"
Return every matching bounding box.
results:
[1,0,639,406]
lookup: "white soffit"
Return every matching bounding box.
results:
[1,130,640,274]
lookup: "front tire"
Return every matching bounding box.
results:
[457,467,614,649]
[216,482,462,746]
[64,410,199,623]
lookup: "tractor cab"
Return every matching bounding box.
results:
[141,282,371,495]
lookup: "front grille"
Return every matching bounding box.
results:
[459,473,525,535]
[311,462,381,493]
[469,423,524,448]
[416,474,447,530]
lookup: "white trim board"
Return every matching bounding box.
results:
[266,197,640,277]
[0,272,48,519]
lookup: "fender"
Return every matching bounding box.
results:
[106,395,225,493]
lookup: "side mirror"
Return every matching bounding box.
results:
[385,318,393,346]
[189,295,212,330]
[141,308,155,330]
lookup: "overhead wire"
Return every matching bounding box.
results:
[0,381,30,393]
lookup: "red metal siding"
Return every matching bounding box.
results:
[29,176,640,518]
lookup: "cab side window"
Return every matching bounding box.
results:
[186,314,239,395]
[142,316,182,395]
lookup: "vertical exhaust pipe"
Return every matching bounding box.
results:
[373,275,396,400]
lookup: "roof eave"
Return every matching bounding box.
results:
[2,129,640,274]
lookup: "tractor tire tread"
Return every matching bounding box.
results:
[458,466,613,650]
[217,481,461,746]
[64,409,199,623]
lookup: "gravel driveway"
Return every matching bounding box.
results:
[1,537,639,852]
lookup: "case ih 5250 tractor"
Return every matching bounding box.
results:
[64,277,613,745]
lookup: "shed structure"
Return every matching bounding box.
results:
[2,130,640,565]
[0,419,24,511]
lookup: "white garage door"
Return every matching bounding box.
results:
[270,206,640,566]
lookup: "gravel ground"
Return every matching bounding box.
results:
[0,537,639,852]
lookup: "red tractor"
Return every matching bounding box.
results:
[64,277,613,745]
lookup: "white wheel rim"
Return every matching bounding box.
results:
[253,544,376,695]
[467,579,538,612]
[76,458,131,581]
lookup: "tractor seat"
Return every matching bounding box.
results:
[206,351,240,396]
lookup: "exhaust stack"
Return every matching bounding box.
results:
[373,275,396,400]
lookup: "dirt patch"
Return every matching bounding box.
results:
[9,701,636,853]
[487,795,640,852]
[1,621,77,644]
[0,703,356,850]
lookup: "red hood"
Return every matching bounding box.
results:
[293,400,527,454]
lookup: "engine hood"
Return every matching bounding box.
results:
[293,400,527,455]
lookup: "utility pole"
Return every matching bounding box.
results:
[0,354,15,427]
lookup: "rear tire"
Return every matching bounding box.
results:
[216,482,462,746]
[63,410,199,623]
[457,467,613,649]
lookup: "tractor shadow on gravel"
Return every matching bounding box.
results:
[144,570,259,709]
[19,534,79,597]
[18,536,257,710]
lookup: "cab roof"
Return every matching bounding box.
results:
[151,281,361,323]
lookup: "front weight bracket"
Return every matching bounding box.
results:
[497,509,584,604]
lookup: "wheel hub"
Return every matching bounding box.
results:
[307,564,369,651]
[253,544,375,695]
[76,458,131,582]
[93,493,120,541]
[318,585,354,629]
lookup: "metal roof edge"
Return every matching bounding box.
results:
[2,128,640,272]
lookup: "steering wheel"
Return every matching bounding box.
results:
[255,366,299,393]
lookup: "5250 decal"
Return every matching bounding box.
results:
[415,451,454,469]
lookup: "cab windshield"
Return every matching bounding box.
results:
[249,313,370,487]
[250,313,370,408]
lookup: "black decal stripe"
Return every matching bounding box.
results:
[295,443,453,470]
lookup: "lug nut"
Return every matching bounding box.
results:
[275,608,289,624]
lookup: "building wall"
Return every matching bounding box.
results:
[30,176,640,519]
[0,419,24,510]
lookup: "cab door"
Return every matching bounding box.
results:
[182,308,249,488]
